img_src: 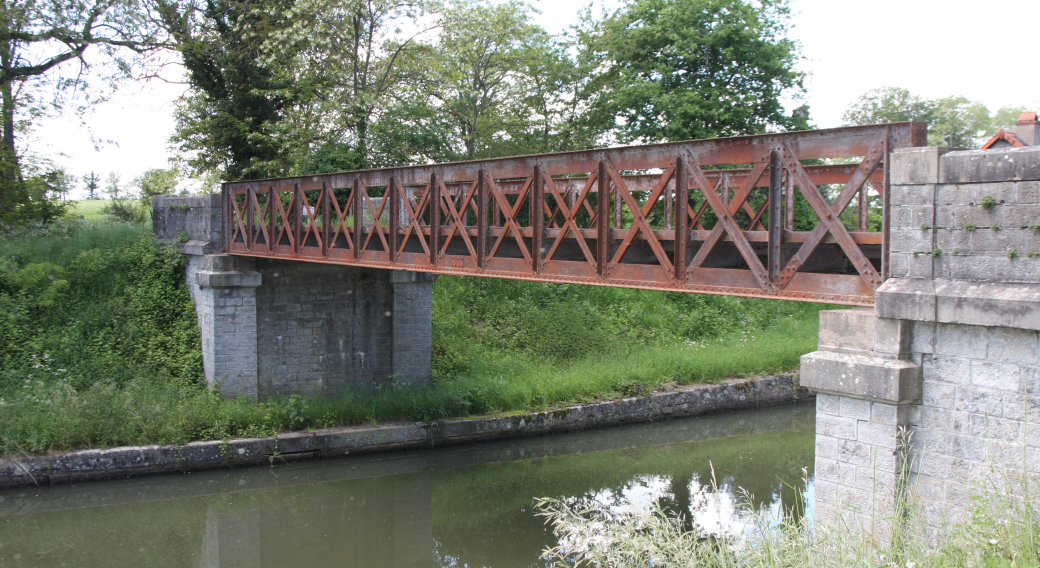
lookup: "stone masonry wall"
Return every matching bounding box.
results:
[803,145,1040,536]
[888,146,1040,283]
[152,194,222,255]
[254,259,395,397]
[154,193,434,398]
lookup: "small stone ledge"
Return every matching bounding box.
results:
[875,277,1040,331]
[179,240,217,256]
[875,278,936,322]
[800,350,921,404]
[935,280,1040,330]
[0,376,809,489]
[196,270,262,288]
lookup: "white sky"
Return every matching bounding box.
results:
[34,0,1040,199]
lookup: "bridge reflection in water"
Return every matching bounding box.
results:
[0,405,813,568]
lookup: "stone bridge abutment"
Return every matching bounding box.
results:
[802,143,1040,534]
[153,195,434,398]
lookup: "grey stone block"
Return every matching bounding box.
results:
[197,271,262,288]
[988,327,1039,364]
[934,280,1040,331]
[817,309,878,353]
[800,350,922,404]
[1017,181,1040,203]
[935,323,988,359]
[940,147,1040,184]
[891,147,957,186]
[874,278,936,322]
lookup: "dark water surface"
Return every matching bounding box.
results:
[0,404,814,568]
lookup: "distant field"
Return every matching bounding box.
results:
[67,200,111,220]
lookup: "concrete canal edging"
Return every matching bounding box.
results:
[0,375,810,489]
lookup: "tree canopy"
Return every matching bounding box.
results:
[843,87,1026,149]
[586,0,804,143]
[156,0,807,181]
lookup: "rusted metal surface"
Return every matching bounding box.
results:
[224,123,927,305]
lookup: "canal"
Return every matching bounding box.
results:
[0,403,814,567]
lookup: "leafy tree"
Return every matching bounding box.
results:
[155,0,296,180]
[585,0,804,143]
[263,0,429,170]
[82,172,101,200]
[133,167,179,205]
[402,0,567,161]
[843,87,1027,148]
[0,0,155,217]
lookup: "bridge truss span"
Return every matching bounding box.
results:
[223,123,926,306]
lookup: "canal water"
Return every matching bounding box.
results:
[0,403,814,568]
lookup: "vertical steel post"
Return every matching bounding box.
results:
[532,165,545,273]
[222,184,232,253]
[321,181,330,258]
[881,128,891,281]
[784,172,794,231]
[675,157,688,283]
[292,183,302,255]
[389,175,399,262]
[768,151,783,284]
[246,185,255,250]
[597,161,609,278]
[477,168,488,268]
[353,178,362,260]
[267,185,276,252]
[430,172,440,266]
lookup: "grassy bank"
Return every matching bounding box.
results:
[0,220,829,456]
[66,200,112,220]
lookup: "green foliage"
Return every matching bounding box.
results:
[295,142,368,175]
[101,198,149,224]
[965,223,976,231]
[134,168,180,205]
[843,87,1028,149]
[981,195,997,211]
[158,0,295,180]
[0,221,202,394]
[0,223,824,456]
[0,163,72,224]
[1009,248,1018,260]
[588,0,804,142]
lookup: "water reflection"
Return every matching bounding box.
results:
[0,404,814,568]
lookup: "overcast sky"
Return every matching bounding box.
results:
[34,0,1040,199]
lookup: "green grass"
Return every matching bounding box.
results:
[0,220,830,457]
[66,199,112,220]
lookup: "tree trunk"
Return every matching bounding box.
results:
[0,35,18,213]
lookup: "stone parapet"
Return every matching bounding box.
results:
[152,194,222,255]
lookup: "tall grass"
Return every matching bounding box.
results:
[0,220,829,456]
[537,464,1040,567]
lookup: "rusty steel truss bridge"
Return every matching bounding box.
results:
[223,123,926,306]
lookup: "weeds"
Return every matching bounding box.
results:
[537,463,1040,568]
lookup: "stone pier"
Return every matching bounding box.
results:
[802,143,1040,535]
[153,195,434,399]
